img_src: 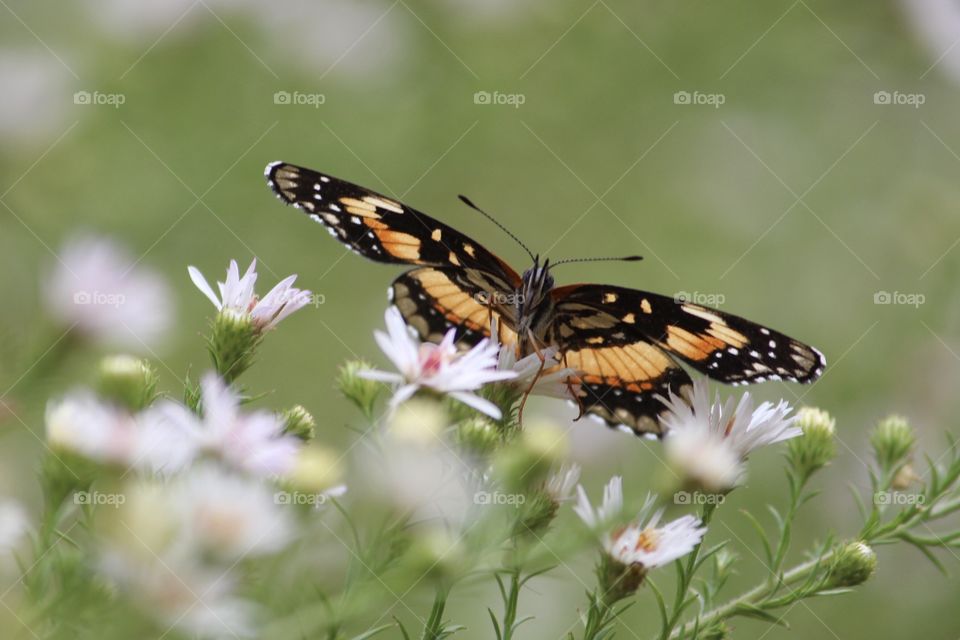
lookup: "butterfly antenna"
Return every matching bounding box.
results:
[458,195,535,262]
[551,255,644,267]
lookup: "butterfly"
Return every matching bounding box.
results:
[265,161,825,437]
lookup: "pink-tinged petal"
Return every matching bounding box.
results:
[389,384,419,409]
[188,266,222,309]
[447,391,502,419]
[357,369,404,383]
[200,373,239,433]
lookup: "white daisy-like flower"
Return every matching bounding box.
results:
[490,317,580,401]
[575,480,706,571]
[606,495,706,570]
[44,234,172,350]
[188,259,312,332]
[359,307,516,419]
[144,373,301,477]
[659,378,800,491]
[0,500,29,560]
[545,464,581,503]
[573,475,624,529]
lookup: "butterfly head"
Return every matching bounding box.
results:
[517,256,556,342]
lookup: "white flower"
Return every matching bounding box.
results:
[359,307,516,419]
[659,379,800,490]
[144,373,301,477]
[0,500,29,560]
[45,392,154,467]
[573,475,624,529]
[606,496,706,570]
[545,464,581,503]
[173,465,295,559]
[188,258,311,332]
[44,234,172,350]
[491,317,580,401]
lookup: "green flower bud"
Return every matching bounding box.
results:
[286,445,343,494]
[405,528,466,585]
[335,359,381,418]
[787,407,836,478]
[454,416,501,457]
[827,541,877,587]
[493,421,568,492]
[209,309,260,382]
[280,405,316,441]
[596,553,646,604]
[513,490,559,537]
[96,355,158,411]
[871,415,915,472]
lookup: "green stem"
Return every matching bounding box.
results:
[665,548,837,640]
[659,502,718,640]
[581,592,614,640]
[501,568,521,640]
[422,585,449,640]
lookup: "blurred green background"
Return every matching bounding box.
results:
[2,0,960,637]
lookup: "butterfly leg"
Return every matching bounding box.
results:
[561,352,587,421]
[517,330,552,426]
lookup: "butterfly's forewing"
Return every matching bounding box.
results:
[265,162,522,283]
[551,284,825,385]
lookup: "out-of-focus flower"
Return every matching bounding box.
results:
[44,234,173,350]
[0,49,70,143]
[188,259,311,333]
[172,465,295,559]
[360,307,515,419]
[659,379,799,491]
[900,0,960,85]
[285,445,344,495]
[0,500,29,560]
[491,317,579,401]
[387,398,449,445]
[494,421,568,491]
[96,354,158,411]
[545,464,581,503]
[144,373,301,477]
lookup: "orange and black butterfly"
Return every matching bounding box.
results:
[265,162,825,437]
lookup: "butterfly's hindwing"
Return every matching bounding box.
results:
[551,285,825,386]
[390,267,518,347]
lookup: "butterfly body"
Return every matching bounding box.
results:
[266,161,825,437]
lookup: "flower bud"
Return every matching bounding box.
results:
[827,541,876,587]
[891,463,919,491]
[209,309,260,381]
[286,445,342,494]
[96,355,158,411]
[494,421,568,492]
[787,407,836,477]
[387,399,448,445]
[596,553,646,603]
[405,528,466,584]
[871,415,915,472]
[280,405,316,441]
[335,359,381,418]
[454,416,501,457]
